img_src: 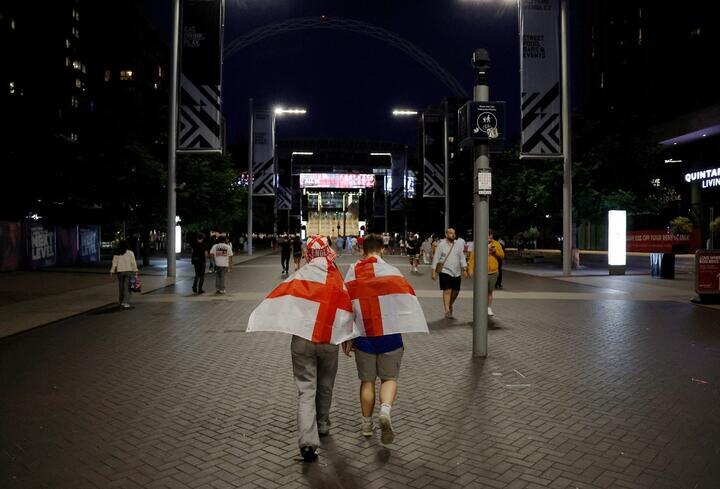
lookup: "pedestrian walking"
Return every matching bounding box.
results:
[431,228,468,319]
[110,240,139,309]
[191,232,208,294]
[292,234,303,271]
[496,236,506,289]
[247,235,357,461]
[209,235,233,294]
[406,234,420,273]
[420,236,432,265]
[342,234,428,444]
[467,228,505,316]
[279,234,292,275]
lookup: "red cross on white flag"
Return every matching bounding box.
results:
[247,258,357,344]
[345,256,428,337]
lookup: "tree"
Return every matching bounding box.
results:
[176,153,246,233]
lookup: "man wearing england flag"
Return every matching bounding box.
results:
[342,234,429,445]
[247,235,357,461]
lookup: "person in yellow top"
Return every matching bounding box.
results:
[467,229,505,317]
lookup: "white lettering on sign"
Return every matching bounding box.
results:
[31,228,55,260]
[699,256,720,264]
[685,167,720,189]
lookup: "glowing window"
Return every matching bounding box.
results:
[120,70,134,81]
[104,70,111,82]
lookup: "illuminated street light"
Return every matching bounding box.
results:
[392,109,418,116]
[274,106,307,115]
[292,151,314,156]
[370,152,392,156]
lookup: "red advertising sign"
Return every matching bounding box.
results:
[627,229,701,253]
[696,251,720,294]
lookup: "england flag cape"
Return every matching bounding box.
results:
[246,258,357,344]
[344,256,429,336]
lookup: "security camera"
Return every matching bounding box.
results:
[472,48,490,71]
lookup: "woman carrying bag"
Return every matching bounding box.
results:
[110,239,139,309]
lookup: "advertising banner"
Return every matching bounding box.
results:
[373,175,385,218]
[79,226,101,263]
[626,229,701,253]
[27,223,56,269]
[696,251,720,295]
[0,221,24,271]
[252,110,275,196]
[276,157,292,211]
[178,0,224,151]
[299,173,375,189]
[422,114,444,197]
[390,152,406,210]
[519,0,562,157]
[56,227,79,266]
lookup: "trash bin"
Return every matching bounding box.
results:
[650,252,675,279]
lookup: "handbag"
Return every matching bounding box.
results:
[129,275,142,293]
[434,242,455,274]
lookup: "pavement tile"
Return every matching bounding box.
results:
[1,255,719,488]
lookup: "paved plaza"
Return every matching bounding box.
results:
[1,253,719,489]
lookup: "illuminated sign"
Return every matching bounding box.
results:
[299,173,375,189]
[685,167,720,189]
[608,210,626,274]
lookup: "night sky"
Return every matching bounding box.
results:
[144,0,522,148]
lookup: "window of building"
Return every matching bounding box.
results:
[69,132,78,142]
[72,9,79,21]
[71,95,79,108]
[120,70,134,81]
[104,70,111,82]
[81,64,86,73]
[66,57,70,67]
[75,78,82,88]
[651,178,661,188]
[153,83,159,90]
[9,81,16,95]
[72,60,81,70]
[157,66,164,78]
[72,26,79,38]
[10,18,16,30]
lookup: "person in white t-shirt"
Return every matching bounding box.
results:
[209,235,233,294]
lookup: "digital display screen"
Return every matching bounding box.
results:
[299,173,375,189]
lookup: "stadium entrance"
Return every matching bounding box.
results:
[300,173,373,238]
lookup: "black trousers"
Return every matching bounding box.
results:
[281,254,291,272]
[192,260,205,290]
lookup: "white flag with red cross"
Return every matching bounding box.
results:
[344,256,428,336]
[246,257,357,344]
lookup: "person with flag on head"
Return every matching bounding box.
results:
[247,235,357,461]
[342,234,429,445]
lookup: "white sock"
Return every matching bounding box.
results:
[362,415,373,423]
[380,403,392,416]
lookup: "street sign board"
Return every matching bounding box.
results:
[696,250,720,294]
[458,101,506,148]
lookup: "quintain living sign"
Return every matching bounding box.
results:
[178,0,224,152]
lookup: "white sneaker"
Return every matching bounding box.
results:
[121,303,131,309]
[487,307,494,316]
[361,417,374,437]
[378,412,395,444]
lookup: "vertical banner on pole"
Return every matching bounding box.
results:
[373,175,385,217]
[422,114,445,197]
[252,110,275,196]
[276,155,292,210]
[390,152,406,210]
[178,0,224,152]
[519,0,563,157]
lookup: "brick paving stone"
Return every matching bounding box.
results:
[1,256,720,489]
